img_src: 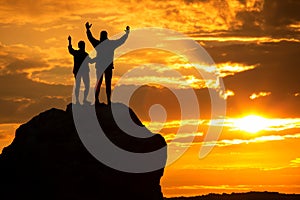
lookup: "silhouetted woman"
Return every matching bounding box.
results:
[68,36,90,105]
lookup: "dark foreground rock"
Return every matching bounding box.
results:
[0,103,167,200]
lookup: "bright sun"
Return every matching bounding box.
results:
[234,115,268,133]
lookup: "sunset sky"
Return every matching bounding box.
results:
[0,0,300,197]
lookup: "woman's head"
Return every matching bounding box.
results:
[78,41,85,50]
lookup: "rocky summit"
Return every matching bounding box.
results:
[0,103,167,200]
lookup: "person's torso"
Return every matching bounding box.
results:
[73,50,89,73]
[94,40,116,69]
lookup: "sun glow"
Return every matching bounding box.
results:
[234,115,268,133]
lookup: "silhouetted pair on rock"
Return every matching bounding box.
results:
[68,22,130,105]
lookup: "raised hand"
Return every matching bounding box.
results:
[85,22,92,30]
[68,35,71,41]
[125,25,130,33]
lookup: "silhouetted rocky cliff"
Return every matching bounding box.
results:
[0,103,167,200]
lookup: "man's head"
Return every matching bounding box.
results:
[78,41,85,50]
[100,30,108,42]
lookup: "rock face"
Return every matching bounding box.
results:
[0,103,167,200]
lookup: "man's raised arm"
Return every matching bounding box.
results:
[85,22,99,47]
[112,26,130,48]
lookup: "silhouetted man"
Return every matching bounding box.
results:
[85,22,130,105]
[68,36,90,105]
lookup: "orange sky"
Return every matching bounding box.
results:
[0,0,300,197]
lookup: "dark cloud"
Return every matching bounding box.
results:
[30,66,73,85]
[247,0,300,37]
[204,40,300,117]
[263,0,300,27]
[0,0,85,24]
[0,95,69,123]
[0,72,72,123]
[0,42,50,73]
[187,0,300,38]
[115,84,212,121]
[183,0,210,4]
[235,10,264,36]
[0,40,74,123]
[0,73,72,99]
[236,0,246,4]
[3,59,47,73]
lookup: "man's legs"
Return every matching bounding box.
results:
[82,72,90,104]
[104,68,113,105]
[95,70,103,104]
